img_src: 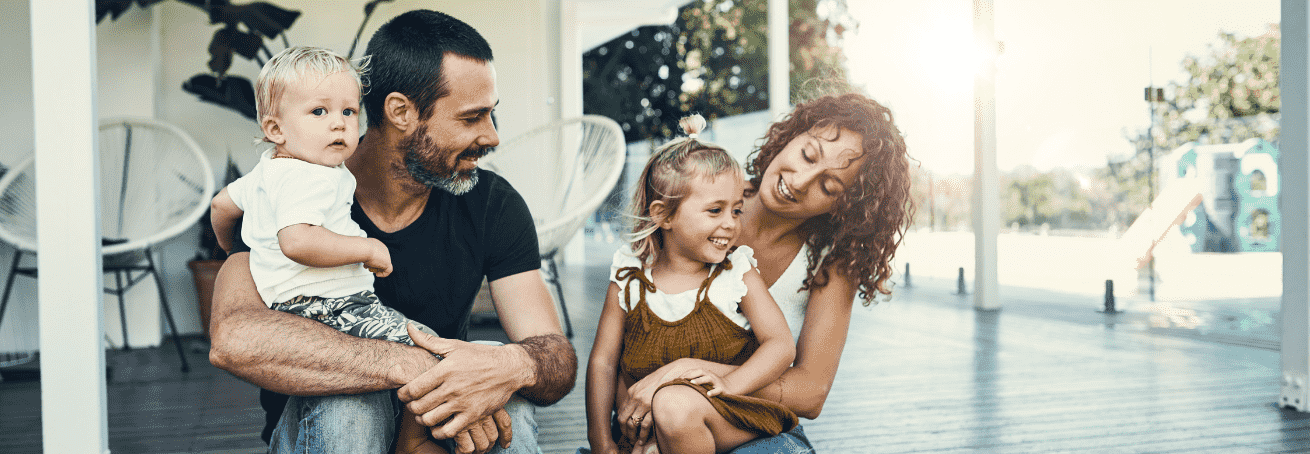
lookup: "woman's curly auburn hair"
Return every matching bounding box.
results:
[745,93,914,305]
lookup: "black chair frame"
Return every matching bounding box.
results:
[0,246,190,372]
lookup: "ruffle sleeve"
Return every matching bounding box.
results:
[708,245,756,309]
[609,246,644,286]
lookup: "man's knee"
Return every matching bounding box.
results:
[492,394,540,454]
[273,391,397,454]
[461,341,541,454]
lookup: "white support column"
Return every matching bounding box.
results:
[560,0,583,121]
[32,0,109,451]
[561,0,587,266]
[972,0,1001,310]
[1280,0,1310,412]
[768,0,788,120]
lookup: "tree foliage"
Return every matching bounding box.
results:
[1001,166,1097,230]
[1104,25,1280,230]
[583,0,855,142]
[1131,25,1280,154]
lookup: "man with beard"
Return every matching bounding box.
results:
[207,10,576,454]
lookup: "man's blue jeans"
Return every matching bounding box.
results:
[268,341,540,454]
[269,391,539,454]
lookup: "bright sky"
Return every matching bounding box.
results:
[844,0,1279,175]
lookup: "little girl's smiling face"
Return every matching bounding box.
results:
[658,171,745,265]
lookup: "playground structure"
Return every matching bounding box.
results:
[1106,138,1281,300]
[1161,138,1280,253]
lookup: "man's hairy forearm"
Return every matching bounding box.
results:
[208,254,437,396]
[515,333,577,406]
[211,309,435,395]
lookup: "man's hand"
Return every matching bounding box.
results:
[399,324,535,439]
[445,408,512,454]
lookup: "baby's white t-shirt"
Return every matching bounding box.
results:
[225,149,374,306]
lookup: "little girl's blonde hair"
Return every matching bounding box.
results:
[628,114,742,264]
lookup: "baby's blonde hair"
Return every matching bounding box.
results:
[255,46,369,133]
[628,114,742,264]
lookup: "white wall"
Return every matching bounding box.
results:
[158,0,563,175]
[0,1,566,351]
[0,2,34,169]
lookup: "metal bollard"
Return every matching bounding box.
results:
[1103,279,1117,313]
[956,267,967,294]
[904,263,912,287]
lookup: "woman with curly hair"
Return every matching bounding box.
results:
[612,91,914,452]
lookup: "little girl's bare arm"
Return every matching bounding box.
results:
[585,283,627,454]
[277,224,392,276]
[210,188,243,255]
[717,267,795,396]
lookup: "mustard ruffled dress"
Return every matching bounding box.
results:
[609,246,798,447]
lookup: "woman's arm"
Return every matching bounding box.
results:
[207,252,438,395]
[717,267,795,396]
[585,283,626,454]
[763,270,855,418]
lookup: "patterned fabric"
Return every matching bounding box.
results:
[271,290,436,345]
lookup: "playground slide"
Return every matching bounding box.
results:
[1119,177,1203,270]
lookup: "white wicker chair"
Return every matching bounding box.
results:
[0,118,215,372]
[479,115,625,337]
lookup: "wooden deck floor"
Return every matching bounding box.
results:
[1,254,1307,453]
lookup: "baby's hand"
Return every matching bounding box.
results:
[681,369,729,397]
[365,238,393,277]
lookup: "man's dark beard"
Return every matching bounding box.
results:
[398,125,494,195]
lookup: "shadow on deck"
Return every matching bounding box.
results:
[1,241,1306,453]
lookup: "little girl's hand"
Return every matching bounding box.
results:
[365,238,393,277]
[681,369,729,396]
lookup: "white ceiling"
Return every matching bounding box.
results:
[575,0,689,51]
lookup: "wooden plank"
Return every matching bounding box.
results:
[0,249,1304,453]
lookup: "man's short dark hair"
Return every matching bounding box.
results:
[363,9,494,128]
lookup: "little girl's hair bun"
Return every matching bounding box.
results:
[679,114,707,138]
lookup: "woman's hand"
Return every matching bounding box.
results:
[617,360,688,442]
[615,383,654,447]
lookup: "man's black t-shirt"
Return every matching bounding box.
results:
[355,169,541,341]
[258,169,540,443]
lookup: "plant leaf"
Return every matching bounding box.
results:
[231,2,301,38]
[181,73,257,120]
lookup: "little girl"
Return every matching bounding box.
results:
[586,115,798,454]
